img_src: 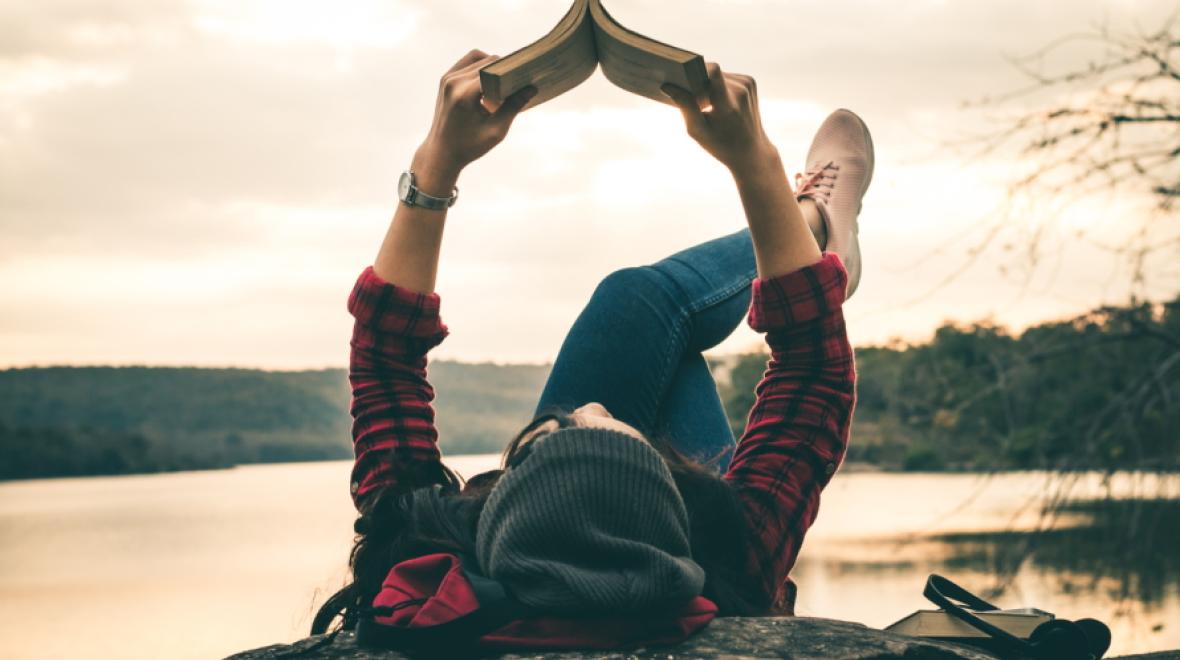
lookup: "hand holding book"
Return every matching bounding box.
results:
[660,63,780,179]
[478,1,776,177]
[416,49,538,186]
[372,50,536,295]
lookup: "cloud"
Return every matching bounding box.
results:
[0,57,126,98]
[0,0,1176,367]
[191,0,420,48]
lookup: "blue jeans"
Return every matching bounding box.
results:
[534,227,757,472]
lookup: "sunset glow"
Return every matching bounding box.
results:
[0,0,1175,368]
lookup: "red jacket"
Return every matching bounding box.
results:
[346,252,856,613]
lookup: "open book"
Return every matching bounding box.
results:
[480,0,709,109]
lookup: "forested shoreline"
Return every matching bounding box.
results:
[2,295,1176,480]
[719,294,1180,472]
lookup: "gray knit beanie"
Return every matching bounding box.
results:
[475,427,705,614]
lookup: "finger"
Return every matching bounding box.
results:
[704,62,729,112]
[443,54,499,98]
[441,54,493,105]
[734,73,757,105]
[732,73,763,132]
[449,54,501,109]
[491,85,539,128]
[660,83,707,134]
[727,74,751,108]
[453,53,500,79]
[446,49,490,75]
[722,74,758,134]
[442,69,480,105]
[454,74,488,110]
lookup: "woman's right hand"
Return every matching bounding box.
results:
[661,63,780,178]
[416,49,537,183]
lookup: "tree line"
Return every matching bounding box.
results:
[0,363,549,480]
[720,295,1180,471]
[2,294,1176,479]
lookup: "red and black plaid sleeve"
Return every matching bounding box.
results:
[723,252,857,614]
[346,266,450,509]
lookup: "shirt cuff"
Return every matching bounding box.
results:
[347,266,450,345]
[747,252,848,332]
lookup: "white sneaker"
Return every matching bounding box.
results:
[794,109,875,298]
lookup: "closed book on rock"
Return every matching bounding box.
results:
[886,608,1053,640]
[882,575,1113,659]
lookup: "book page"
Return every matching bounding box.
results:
[479,0,598,108]
[588,0,709,105]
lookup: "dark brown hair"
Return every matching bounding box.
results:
[310,407,769,635]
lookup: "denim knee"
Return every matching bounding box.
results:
[592,266,681,311]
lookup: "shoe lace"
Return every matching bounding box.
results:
[794,161,839,207]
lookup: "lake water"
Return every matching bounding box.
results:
[1,458,1177,659]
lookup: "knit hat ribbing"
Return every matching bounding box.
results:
[475,427,705,613]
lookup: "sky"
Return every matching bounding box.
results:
[1,0,1177,369]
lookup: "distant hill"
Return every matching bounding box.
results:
[4,293,1176,480]
[0,362,550,480]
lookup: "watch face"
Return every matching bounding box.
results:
[398,171,412,201]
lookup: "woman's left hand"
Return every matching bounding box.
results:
[417,49,538,178]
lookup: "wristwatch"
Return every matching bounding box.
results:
[398,170,459,210]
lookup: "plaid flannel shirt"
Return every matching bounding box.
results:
[346,252,856,614]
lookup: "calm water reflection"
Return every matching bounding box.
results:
[0,459,1176,659]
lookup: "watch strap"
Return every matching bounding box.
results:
[402,171,459,210]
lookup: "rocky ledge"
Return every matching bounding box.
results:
[229,617,1179,659]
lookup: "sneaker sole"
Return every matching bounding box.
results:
[836,108,875,212]
[835,109,874,298]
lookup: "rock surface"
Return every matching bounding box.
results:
[232,617,974,659]
[229,617,1179,660]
